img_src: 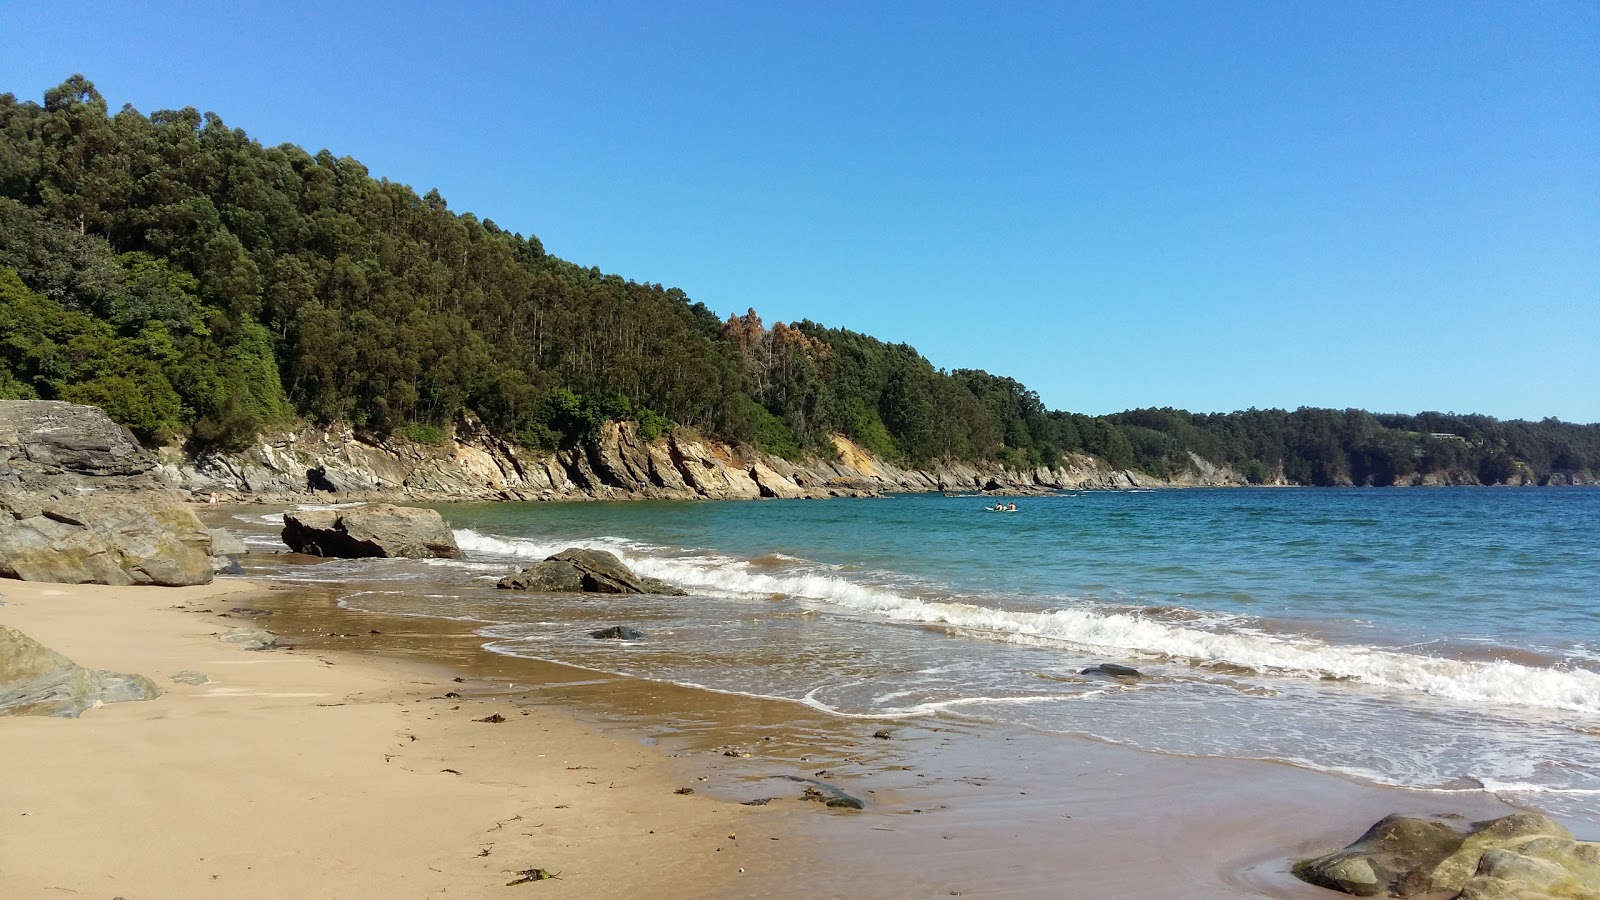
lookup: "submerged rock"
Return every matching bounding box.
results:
[1295,812,1600,899]
[281,504,462,559]
[0,624,161,717]
[590,625,646,640]
[497,548,685,596]
[1080,663,1142,679]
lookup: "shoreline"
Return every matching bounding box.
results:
[3,563,1536,890]
[0,578,802,899]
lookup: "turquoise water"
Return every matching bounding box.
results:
[241,488,1600,821]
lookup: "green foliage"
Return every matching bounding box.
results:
[404,422,448,445]
[636,406,671,443]
[748,399,803,460]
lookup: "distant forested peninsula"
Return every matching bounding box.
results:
[2,77,1595,487]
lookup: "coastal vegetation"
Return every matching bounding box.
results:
[2,76,1595,485]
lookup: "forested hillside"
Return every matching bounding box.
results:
[2,77,1595,486]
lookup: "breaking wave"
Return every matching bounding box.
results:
[453,529,1600,714]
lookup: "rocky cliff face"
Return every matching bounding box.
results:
[0,401,214,585]
[150,415,1246,503]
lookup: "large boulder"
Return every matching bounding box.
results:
[497,547,685,595]
[281,504,462,559]
[0,401,215,586]
[0,399,149,485]
[0,624,161,717]
[1296,812,1600,899]
[0,494,214,586]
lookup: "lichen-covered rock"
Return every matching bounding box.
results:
[1297,812,1600,899]
[0,624,161,717]
[281,504,462,559]
[1296,815,1466,896]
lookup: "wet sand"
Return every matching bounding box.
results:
[236,577,1523,898]
[2,569,1526,898]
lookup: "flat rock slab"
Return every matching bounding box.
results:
[281,504,462,559]
[220,627,277,651]
[0,624,161,718]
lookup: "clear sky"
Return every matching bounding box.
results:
[3,1,1596,422]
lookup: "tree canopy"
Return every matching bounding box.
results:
[2,77,1594,485]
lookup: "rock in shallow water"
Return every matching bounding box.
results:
[497,548,685,595]
[590,625,646,640]
[0,624,161,717]
[281,504,462,559]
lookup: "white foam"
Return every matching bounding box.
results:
[1478,780,1600,796]
[451,529,1600,715]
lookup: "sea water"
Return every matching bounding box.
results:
[238,488,1600,822]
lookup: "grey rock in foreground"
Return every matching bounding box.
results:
[497,548,685,596]
[1296,812,1600,899]
[0,624,161,717]
[281,504,462,559]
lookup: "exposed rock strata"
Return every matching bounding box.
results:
[0,623,161,717]
[1296,812,1600,899]
[1,400,214,585]
[153,414,1238,505]
[281,504,462,559]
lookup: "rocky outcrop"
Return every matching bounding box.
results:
[145,404,1250,505]
[0,624,161,717]
[281,504,462,559]
[1,400,214,586]
[498,548,686,595]
[1296,812,1600,899]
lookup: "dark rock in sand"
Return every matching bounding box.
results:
[590,625,646,640]
[0,624,161,717]
[1295,812,1600,899]
[496,547,685,596]
[780,774,866,810]
[1081,663,1142,679]
[281,504,462,559]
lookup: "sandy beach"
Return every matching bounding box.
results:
[0,578,799,899]
[1,571,1532,899]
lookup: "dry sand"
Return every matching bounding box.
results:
[1,576,1525,899]
[0,579,795,899]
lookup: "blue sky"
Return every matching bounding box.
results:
[3,1,1596,422]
